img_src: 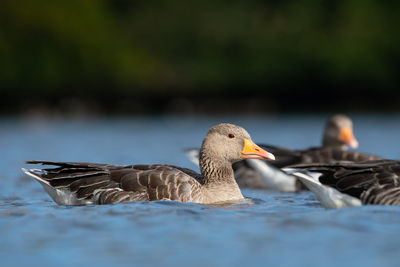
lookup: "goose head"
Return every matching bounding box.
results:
[200,123,275,164]
[322,114,359,149]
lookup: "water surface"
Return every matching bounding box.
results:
[1,114,400,267]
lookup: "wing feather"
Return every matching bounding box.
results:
[292,160,400,205]
[25,161,203,205]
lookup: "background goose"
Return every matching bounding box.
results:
[185,114,382,192]
[286,160,400,208]
[23,123,275,205]
[261,114,381,168]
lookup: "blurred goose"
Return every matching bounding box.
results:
[261,114,380,168]
[185,114,381,192]
[285,160,400,208]
[23,123,275,206]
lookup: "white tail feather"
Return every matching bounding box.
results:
[246,159,297,192]
[185,148,200,166]
[283,168,361,209]
[22,168,92,206]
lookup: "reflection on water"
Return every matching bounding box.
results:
[1,114,400,266]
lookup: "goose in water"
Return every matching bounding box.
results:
[260,114,381,167]
[185,114,381,192]
[23,123,275,205]
[285,160,400,209]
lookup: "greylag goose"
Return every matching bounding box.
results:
[285,160,400,208]
[185,114,381,192]
[23,123,275,205]
[261,114,380,168]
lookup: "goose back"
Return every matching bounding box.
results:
[291,160,400,205]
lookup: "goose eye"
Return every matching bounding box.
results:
[228,133,235,139]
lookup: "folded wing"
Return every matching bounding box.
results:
[24,161,203,205]
[291,160,400,205]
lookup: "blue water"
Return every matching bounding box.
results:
[1,114,400,267]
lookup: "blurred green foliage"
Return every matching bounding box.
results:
[1,0,399,95]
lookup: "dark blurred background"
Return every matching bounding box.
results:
[1,0,400,115]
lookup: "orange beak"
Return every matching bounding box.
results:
[241,139,275,160]
[339,127,359,148]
